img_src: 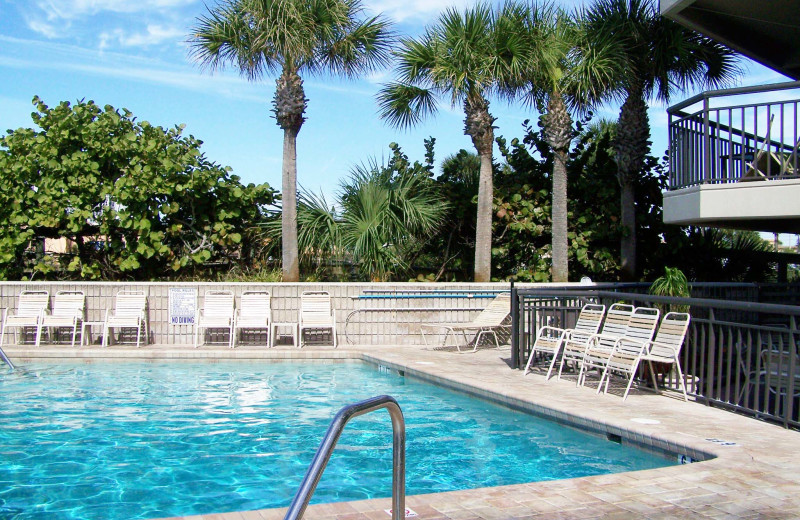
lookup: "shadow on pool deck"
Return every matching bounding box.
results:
[6,343,800,520]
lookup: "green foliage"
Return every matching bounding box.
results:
[487,117,679,282]
[659,228,776,283]
[0,96,275,280]
[260,140,447,281]
[649,266,690,312]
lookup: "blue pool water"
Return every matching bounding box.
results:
[0,362,673,520]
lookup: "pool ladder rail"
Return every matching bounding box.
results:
[284,395,405,520]
[0,344,13,370]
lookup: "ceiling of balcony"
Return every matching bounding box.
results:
[661,0,800,80]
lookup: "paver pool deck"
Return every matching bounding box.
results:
[6,343,800,519]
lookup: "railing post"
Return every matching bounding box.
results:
[510,281,519,369]
[703,96,712,182]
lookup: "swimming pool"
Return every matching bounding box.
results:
[0,361,674,520]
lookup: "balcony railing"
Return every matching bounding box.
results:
[511,285,800,429]
[667,81,800,189]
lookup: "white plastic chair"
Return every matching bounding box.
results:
[598,312,691,401]
[195,291,235,348]
[558,303,634,380]
[299,291,336,348]
[524,304,605,379]
[102,291,148,347]
[420,293,511,352]
[578,306,661,391]
[0,290,49,347]
[233,291,271,348]
[41,291,85,347]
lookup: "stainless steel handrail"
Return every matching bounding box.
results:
[284,395,405,520]
[0,345,14,370]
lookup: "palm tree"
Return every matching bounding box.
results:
[377,4,523,282]
[502,4,622,282]
[585,0,739,280]
[189,0,392,281]
[339,162,447,281]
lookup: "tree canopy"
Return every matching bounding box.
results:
[0,96,275,280]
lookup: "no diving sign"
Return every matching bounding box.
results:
[169,287,197,325]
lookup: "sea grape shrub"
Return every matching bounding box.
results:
[0,96,275,280]
[493,119,671,282]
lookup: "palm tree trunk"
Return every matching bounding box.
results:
[464,95,496,283]
[614,88,650,281]
[551,149,568,282]
[273,68,307,282]
[543,94,572,283]
[474,150,493,282]
[281,127,300,282]
[619,180,636,280]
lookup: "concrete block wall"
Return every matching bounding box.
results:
[0,282,525,347]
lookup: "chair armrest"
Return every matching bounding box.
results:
[586,332,623,346]
[537,326,567,339]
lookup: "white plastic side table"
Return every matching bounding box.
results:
[81,321,105,346]
[270,322,299,348]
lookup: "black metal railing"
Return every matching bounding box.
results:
[667,81,800,189]
[511,286,800,429]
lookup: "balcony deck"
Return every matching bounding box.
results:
[666,81,800,232]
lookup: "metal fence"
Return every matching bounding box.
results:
[667,81,800,189]
[511,287,800,429]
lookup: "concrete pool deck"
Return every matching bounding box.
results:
[5,343,800,519]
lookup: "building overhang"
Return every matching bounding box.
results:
[663,178,800,233]
[661,0,800,80]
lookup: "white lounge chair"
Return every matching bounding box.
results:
[233,291,271,348]
[558,303,634,380]
[195,291,235,348]
[102,291,148,347]
[420,293,511,352]
[0,290,49,347]
[597,312,690,401]
[578,306,661,390]
[299,291,336,348]
[524,303,605,379]
[41,291,85,347]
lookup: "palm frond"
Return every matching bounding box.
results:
[377,82,438,129]
[188,0,271,79]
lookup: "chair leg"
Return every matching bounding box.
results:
[523,346,538,375]
[332,325,337,348]
[674,358,689,402]
[622,362,640,401]
[102,326,109,347]
[596,364,610,394]
[70,324,78,347]
[194,325,201,348]
[647,360,660,393]
[136,321,142,348]
[34,322,43,347]
[545,348,561,380]
[420,327,430,346]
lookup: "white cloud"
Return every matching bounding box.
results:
[25,18,62,38]
[366,0,472,23]
[0,35,381,103]
[33,0,197,21]
[99,24,185,49]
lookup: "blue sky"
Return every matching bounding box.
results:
[0,0,790,223]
